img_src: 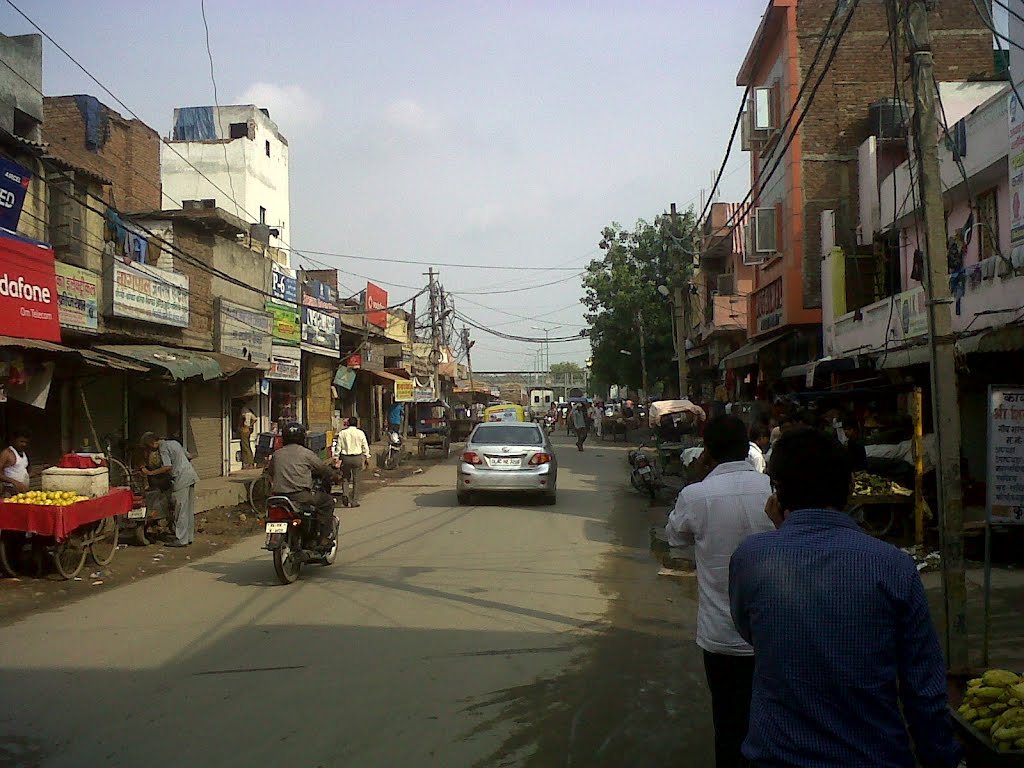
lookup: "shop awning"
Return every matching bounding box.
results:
[95,345,221,380]
[957,325,1024,355]
[201,351,267,377]
[367,369,408,384]
[781,356,858,380]
[0,336,149,371]
[875,344,932,370]
[720,331,794,370]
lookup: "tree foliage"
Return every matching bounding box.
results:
[581,209,698,395]
[549,361,584,377]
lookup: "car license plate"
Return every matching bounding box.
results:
[638,467,652,476]
[265,522,289,533]
[128,507,147,520]
[490,458,520,467]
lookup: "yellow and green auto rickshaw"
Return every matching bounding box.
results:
[483,403,527,423]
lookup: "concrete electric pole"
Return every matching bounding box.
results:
[427,267,441,399]
[905,0,967,672]
[670,203,690,398]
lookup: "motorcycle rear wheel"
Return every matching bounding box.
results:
[319,518,340,566]
[273,534,302,584]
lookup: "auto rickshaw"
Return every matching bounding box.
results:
[483,403,527,423]
[414,400,452,459]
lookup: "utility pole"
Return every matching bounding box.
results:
[462,326,476,406]
[427,267,441,400]
[670,203,690,398]
[905,0,967,672]
[637,311,648,400]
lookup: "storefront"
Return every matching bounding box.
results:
[266,346,302,429]
[300,306,340,433]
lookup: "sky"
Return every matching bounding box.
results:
[6,0,981,373]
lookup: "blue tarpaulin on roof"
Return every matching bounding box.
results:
[172,107,216,140]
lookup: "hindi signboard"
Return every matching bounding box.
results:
[987,386,1024,524]
[266,344,301,381]
[394,379,414,402]
[1009,90,1024,263]
[215,298,273,367]
[265,301,300,345]
[108,260,189,327]
[54,263,99,331]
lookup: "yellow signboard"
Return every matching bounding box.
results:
[394,379,414,402]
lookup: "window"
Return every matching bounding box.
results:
[229,122,248,139]
[259,206,267,225]
[471,425,544,446]
[265,140,271,157]
[755,206,779,253]
[753,80,782,132]
[977,189,999,260]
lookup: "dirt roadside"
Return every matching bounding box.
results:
[0,458,441,627]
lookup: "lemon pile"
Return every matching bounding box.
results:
[958,669,1024,752]
[4,490,90,505]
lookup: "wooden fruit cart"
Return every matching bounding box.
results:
[0,488,133,579]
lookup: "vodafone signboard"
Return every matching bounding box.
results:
[0,230,61,342]
[366,282,388,329]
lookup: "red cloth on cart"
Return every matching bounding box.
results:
[57,453,107,469]
[0,488,133,541]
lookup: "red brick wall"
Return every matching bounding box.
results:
[795,0,994,308]
[42,96,162,212]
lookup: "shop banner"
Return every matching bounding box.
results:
[334,366,356,390]
[891,286,927,341]
[215,298,273,367]
[266,301,300,345]
[266,345,301,381]
[0,157,32,231]
[0,231,60,342]
[108,259,189,327]
[271,262,298,304]
[54,263,99,331]
[987,386,1024,524]
[413,386,436,402]
[301,305,340,357]
[1009,90,1024,262]
[394,379,414,402]
[366,281,388,329]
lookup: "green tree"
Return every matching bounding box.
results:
[582,209,698,395]
[549,361,584,377]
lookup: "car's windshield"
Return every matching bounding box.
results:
[471,425,544,446]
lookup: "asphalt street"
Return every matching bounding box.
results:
[0,432,711,767]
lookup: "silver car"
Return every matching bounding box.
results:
[457,422,558,505]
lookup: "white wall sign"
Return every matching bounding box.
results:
[266,345,301,381]
[108,260,189,327]
[988,387,1024,524]
[216,298,273,367]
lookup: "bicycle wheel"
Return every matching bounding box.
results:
[107,457,133,491]
[52,536,87,579]
[248,475,270,516]
[89,516,119,566]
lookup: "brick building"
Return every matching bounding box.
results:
[725,0,995,397]
[42,95,161,211]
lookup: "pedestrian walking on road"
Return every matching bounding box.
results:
[141,432,198,547]
[665,415,774,768]
[729,427,962,768]
[571,404,589,451]
[334,416,371,507]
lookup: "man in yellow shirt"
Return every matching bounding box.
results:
[333,417,371,507]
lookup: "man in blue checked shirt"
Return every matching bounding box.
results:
[729,428,962,768]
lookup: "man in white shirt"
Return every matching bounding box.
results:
[665,415,774,768]
[747,422,770,473]
[333,417,371,507]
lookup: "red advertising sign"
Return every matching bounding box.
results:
[0,231,61,342]
[345,354,362,369]
[366,282,388,329]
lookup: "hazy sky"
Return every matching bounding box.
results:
[3,1,784,369]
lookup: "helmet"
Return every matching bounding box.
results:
[281,421,307,446]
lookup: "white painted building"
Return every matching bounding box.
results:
[161,105,290,250]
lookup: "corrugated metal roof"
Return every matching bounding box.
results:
[0,336,147,371]
[95,345,221,380]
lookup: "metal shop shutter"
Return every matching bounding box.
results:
[185,379,223,480]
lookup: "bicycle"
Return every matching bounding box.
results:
[248,473,271,517]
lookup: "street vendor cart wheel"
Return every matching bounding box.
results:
[417,440,427,459]
[849,501,897,538]
[442,436,451,459]
[52,535,87,580]
[88,516,120,566]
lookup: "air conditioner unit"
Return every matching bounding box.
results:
[742,219,765,265]
[755,206,778,253]
[717,273,736,295]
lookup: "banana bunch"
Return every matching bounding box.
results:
[4,490,90,506]
[957,669,1024,752]
[852,471,913,498]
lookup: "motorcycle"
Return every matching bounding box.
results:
[543,414,557,436]
[383,429,403,470]
[628,445,659,499]
[263,476,341,585]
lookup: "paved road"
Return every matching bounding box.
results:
[0,433,711,767]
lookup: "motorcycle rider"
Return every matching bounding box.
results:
[266,422,337,545]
